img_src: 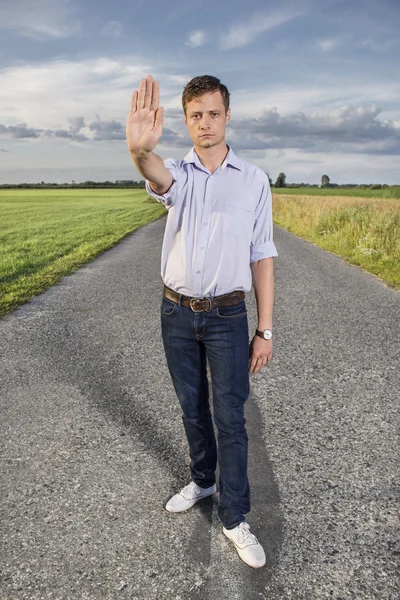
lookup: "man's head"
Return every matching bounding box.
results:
[182,75,230,114]
[182,75,231,150]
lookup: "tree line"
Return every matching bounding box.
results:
[270,173,395,189]
[0,180,147,189]
[0,176,397,190]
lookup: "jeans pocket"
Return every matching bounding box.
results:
[216,299,247,318]
[160,297,177,316]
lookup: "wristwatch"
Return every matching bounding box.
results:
[255,329,272,340]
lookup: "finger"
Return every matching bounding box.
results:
[129,90,138,114]
[249,357,258,373]
[253,362,262,373]
[137,77,147,109]
[255,357,268,373]
[151,80,160,111]
[154,106,164,131]
[144,74,153,109]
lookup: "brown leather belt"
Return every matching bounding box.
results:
[163,285,245,312]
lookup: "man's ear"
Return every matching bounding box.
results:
[226,109,231,123]
[184,113,187,127]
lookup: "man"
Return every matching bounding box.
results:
[126,74,277,569]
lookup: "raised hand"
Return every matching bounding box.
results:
[126,75,164,155]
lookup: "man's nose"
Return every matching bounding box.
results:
[200,115,211,128]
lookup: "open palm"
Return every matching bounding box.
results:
[126,75,164,154]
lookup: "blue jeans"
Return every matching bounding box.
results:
[160,292,250,529]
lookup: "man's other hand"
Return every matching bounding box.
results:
[249,336,272,373]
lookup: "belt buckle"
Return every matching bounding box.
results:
[189,297,212,312]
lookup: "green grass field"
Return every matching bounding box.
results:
[0,189,166,317]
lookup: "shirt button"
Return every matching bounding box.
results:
[203,222,208,226]
[196,270,201,274]
[200,246,205,250]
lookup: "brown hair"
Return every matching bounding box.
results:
[182,75,230,114]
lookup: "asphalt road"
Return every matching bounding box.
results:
[1,216,399,600]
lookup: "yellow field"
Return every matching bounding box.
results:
[272,194,400,289]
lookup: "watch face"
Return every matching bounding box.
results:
[263,330,272,340]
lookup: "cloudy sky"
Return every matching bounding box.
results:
[0,0,399,184]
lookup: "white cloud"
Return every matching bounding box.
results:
[101,20,124,39]
[0,56,197,137]
[220,6,305,50]
[231,80,400,117]
[317,38,338,52]
[186,30,207,48]
[165,74,191,86]
[2,55,399,158]
[358,37,396,53]
[316,34,397,54]
[227,104,400,156]
[0,0,80,39]
[1,47,399,184]
[0,57,152,129]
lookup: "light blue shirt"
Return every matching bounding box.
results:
[146,146,278,297]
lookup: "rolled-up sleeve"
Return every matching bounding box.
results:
[250,178,278,263]
[145,158,179,208]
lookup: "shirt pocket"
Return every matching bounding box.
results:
[222,199,254,239]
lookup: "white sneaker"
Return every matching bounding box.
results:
[165,481,216,513]
[223,522,266,568]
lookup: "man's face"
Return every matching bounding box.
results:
[184,91,230,150]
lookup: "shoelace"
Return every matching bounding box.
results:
[238,522,258,546]
[182,482,200,498]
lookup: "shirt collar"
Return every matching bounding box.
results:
[183,145,242,172]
